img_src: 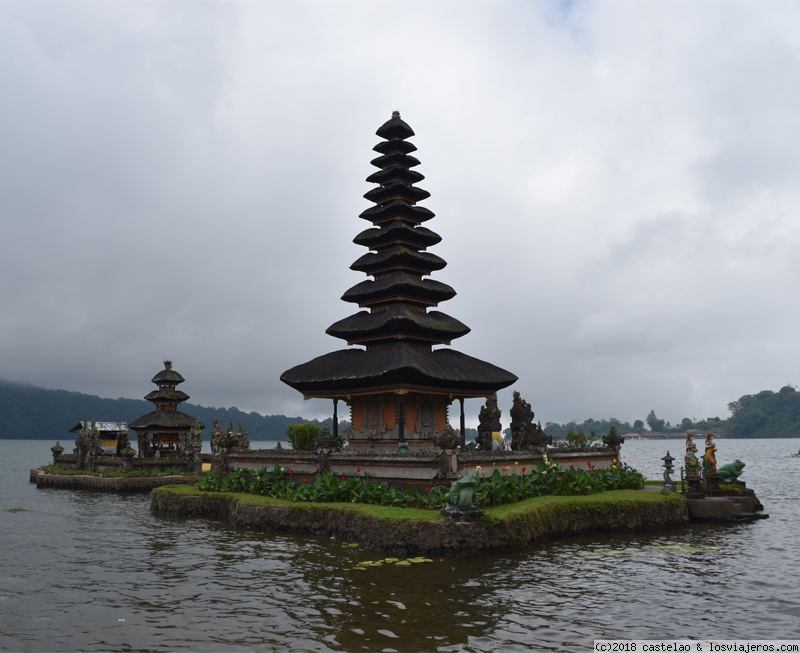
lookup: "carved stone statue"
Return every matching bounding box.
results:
[237,421,250,450]
[509,391,530,451]
[116,425,130,456]
[433,423,461,451]
[684,432,700,477]
[74,418,92,469]
[476,396,501,451]
[602,426,624,453]
[703,432,717,476]
[210,418,223,459]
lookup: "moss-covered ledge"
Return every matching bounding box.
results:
[150,486,688,556]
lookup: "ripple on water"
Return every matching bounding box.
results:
[2,439,799,651]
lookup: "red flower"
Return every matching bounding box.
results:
[425,487,431,492]
[570,464,574,468]
[289,469,293,474]
[357,468,361,472]
[341,476,346,481]
[304,479,309,483]
[522,467,526,473]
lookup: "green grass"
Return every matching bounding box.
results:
[484,489,684,520]
[156,485,681,524]
[39,465,195,479]
[5,508,29,513]
[157,485,447,522]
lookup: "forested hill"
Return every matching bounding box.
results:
[0,381,347,441]
[726,385,800,438]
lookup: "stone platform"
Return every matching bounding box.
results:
[150,486,688,556]
[220,447,618,491]
[30,469,200,493]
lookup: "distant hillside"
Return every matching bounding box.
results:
[0,381,348,441]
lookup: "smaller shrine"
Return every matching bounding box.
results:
[129,361,205,458]
[68,420,129,455]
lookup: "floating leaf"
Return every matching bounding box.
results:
[5,508,28,513]
[342,543,359,548]
[408,557,433,563]
[353,567,366,571]
[384,558,399,563]
[395,561,411,566]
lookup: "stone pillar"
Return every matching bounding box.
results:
[50,441,64,468]
[121,444,136,473]
[459,398,466,449]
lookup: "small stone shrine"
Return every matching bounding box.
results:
[129,361,205,458]
[69,419,130,459]
[281,113,517,450]
[509,391,552,451]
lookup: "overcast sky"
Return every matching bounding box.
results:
[2,1,800,427]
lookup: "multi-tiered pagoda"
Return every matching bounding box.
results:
[281,113,517,449]
[129,361,203,457]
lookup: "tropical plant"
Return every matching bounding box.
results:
[285,423,322,449]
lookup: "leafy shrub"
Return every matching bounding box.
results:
[285,423,322,449]
[196,457,646,511]
[550,429,603,450]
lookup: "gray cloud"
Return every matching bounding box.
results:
[2,1,800,428]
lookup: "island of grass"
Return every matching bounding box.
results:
[150,485,688,556]
[30,465,200,492]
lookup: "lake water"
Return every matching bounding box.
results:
[1,438,798,652]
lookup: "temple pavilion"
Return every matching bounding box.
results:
[281,113,517,449]
[129,361,204,457]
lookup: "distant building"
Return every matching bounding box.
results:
[129,361,204,458]
[68,420,128,454]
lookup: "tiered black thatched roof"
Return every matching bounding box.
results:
[281,113,516,398]
[129,361,202,431]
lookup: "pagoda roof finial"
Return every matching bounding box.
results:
[392,110,400,119]
[164,360,172,370]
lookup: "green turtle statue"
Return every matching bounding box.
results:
[718,460,745,482]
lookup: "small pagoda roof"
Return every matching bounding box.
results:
[342,272,456,306]
[366,166,424,186]
[370,152,421,169]
[353,222,441,250]
[144,389,190,403]
[359,200,434,225]
[351,245,446,276]
[151,361,185,385]
[326,305,469,344]
[373,139,417,155]
[281,342,517,398]
[364,182,430,205]
[129,411,203,431]
[376,113,415,140]
[68,421,128,434]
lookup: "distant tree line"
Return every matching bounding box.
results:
[0,381,348,441]
[4,380,798,441]
[542,386,800,440]
[725,385,800,438]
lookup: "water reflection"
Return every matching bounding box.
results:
[1,439,799,652]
